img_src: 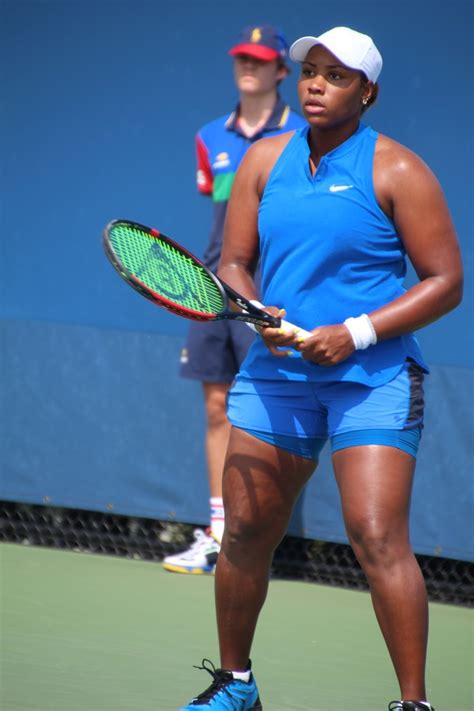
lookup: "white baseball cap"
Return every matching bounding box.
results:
[289,26,382,83]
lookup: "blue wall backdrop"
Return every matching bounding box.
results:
[1,0,473,561]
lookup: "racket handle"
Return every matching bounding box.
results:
[247,301,312,339]
[280,318,312,339]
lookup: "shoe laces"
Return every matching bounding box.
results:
[189,659,235,703]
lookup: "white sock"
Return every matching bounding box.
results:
[231,669,251,682]
[210,497,224,543]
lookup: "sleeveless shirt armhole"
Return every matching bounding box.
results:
[260,128,307,204]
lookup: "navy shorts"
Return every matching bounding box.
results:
[227,359,425,459]
[179,319,255,383]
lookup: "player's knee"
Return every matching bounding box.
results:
[224,509,283,552]
[225,513,261,544]
[347,519,407,570]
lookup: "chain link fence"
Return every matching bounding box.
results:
[1,501,472,607]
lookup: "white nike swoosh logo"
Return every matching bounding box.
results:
[329,184,354,192]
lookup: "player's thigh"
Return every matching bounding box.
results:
[223,426,315,541]
[323,360,424,537]
[332,444,416,543]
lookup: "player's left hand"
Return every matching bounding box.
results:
[257,307,302,358]
[294,324,355,366]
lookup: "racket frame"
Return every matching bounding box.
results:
[103,219,281,329]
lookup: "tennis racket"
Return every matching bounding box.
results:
[102,219,310,336]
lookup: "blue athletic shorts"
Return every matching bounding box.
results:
[227,359,425,459]
[179,320,255,383]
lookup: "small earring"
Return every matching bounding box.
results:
[362,97,369,105]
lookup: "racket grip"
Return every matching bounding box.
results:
[248,301,312,339]
[279,318,312,339]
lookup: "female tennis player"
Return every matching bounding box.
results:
[179,26,463,711]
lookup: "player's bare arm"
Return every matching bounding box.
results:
[299,138,463,366]
[368,135,463,340]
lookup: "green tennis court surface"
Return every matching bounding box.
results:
[1,543,472,710]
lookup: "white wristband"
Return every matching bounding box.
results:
[343,314,377,350]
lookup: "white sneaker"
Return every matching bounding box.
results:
[162,528,220,574]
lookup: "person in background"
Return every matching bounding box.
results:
[163,25,306,575]
[178,26,463,711]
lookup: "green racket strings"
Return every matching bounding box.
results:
[110,223,224,314]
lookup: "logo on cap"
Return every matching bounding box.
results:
[250,28,262,43]
[228,25,289,63]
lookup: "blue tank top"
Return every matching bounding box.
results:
[238,123,429,386]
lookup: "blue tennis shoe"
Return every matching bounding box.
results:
[179,659,262,710]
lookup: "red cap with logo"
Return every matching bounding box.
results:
[229,25,289,63]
